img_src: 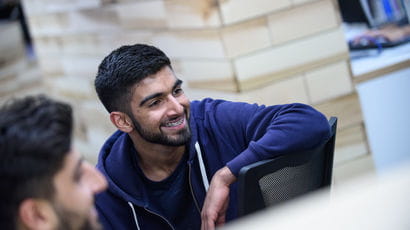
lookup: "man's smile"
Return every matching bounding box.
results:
[163,116,186,129]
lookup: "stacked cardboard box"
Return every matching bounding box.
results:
[0,21,43,103]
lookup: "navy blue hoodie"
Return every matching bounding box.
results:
[95,98,331,230]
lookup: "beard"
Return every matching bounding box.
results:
[52,203,102,230]
[130,112,191,146]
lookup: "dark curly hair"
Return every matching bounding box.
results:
[0,95,73,229]
[95,44,171,114]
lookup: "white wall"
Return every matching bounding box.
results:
[356,67,410,173]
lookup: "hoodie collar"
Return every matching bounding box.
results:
[97,130,146,206]
[96,116,200,206]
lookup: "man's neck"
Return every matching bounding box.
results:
[129,133,186,182]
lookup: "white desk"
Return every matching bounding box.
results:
[342,23,410,83]
[350,41,410,83]
[222,163,410,230]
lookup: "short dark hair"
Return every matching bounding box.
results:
[94,44,171,113]
[0,95,73,230]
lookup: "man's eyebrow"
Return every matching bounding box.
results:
[173,79,183,89]
[139,79,184,107]
[139,92,163,107]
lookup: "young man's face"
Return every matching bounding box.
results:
[51,149,108,230]
[128,66,191,146]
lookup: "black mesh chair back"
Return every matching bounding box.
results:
[237,117,337,217]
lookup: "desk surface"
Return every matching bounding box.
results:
[350,39,410,83]
[222,163,410,230]
[342,23,410,83]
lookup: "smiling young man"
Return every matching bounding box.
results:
[94,44,331,230]
[0,95,108,230]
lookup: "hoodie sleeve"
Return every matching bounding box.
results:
[206,101,331,176]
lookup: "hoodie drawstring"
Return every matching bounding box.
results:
[126,143,207,230]
[128,202,141,230]
[195,142,209,191]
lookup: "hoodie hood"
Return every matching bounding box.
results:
[96,115,202,208]
[96,130,147,206]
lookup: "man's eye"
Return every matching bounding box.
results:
[149,100,161,107]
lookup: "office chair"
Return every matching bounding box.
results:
[237,117,337,217]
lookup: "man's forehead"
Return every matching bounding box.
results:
[137,67,178,86]
[133,70,180,98]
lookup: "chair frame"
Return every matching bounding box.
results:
[237,117,338,217]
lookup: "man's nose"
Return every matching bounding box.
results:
[84,162,108,194]
[166,95,184,115]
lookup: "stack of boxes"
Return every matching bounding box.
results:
[20,0,374,180]
[0,20,42,103]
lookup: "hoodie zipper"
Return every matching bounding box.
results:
[144,207,175,230]
[128,201,175,230]
[139,161,201,230]
[188,163,202,214]
[126,141,203,230]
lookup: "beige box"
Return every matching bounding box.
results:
[21,0,107,16]
[98,32,155,52]
[34,37,63,56]
[176,59,236,91]
[152,30,226,59]
[62,32,155,56]
[165,0,221,28]
[46,76,94,99]
[116,1,167,28]
[80,100,114,135]
[221,18,271,57]
[0,59,29,87]
[314,93,363,129]
[240,75,309,105]
[37,55,64,76]
[0,22,26,66]
[26,13,69,37]
[66,8,119,33]
[305,61,353,104]
[218,0,291,24]
[268,0,338,45]
[1,59,42,84]
[61,55,102,77]
[334,124,369,165]
[61,34,100,55]
[234,28,348,90]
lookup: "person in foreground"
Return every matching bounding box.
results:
[0,95,108,230]
[94,44,331,230]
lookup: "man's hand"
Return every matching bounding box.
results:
[352,24,410,43]
[201,166,236,230]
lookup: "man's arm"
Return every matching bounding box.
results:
[224,102,331,176]
[198,100,331,229]
[201,166,236,230]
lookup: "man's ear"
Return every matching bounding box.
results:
[110,111,134,133]
[18,199,56,230]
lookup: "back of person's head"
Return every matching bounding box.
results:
[95,43,171,114]
[0,95,73,230]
